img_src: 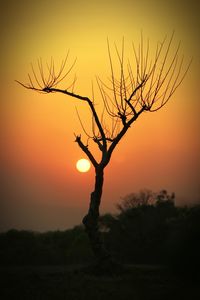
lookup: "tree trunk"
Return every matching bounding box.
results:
[82,166,110,264]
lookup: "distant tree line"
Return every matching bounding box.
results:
[0,226,93,266]
[0,189,199,278]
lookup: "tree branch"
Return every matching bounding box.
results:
[105,105,146,166]
[125,76,148,114]
[43,87,107,152]
[75,135,98,168]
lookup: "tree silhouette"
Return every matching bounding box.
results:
[17,34,190,269]
[117,189,175,212]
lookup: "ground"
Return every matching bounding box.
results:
[0,264,199,300]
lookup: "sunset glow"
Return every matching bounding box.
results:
[0,0,199,231]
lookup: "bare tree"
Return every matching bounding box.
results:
[16,34,190,269]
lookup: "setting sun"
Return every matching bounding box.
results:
[1,0,199,235]
[76,159,91,173]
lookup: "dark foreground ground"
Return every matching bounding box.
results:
[0,264,199,300]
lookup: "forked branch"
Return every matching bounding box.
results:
[17,34,191,168]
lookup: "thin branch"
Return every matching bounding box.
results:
[105,105,146,166]
[16,35,191,170]
[107,38,120,111]
[75,107,93,139]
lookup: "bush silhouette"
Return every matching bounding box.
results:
[1,190,199,279]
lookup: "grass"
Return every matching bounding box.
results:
[0,264,199,300]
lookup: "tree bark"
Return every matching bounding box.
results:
[82,166,110,263]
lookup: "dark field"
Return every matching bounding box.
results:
[0,264,199,300]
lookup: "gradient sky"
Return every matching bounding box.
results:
[0,0,199,231]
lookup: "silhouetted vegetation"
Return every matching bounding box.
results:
[1,190,200,298]
[102,190,200,281]
[1,189,199,282]
[0,226,94,266]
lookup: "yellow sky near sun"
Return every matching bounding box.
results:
[0,0,199,230]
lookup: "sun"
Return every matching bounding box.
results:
[76,158,91,173]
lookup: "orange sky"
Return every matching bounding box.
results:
[0,0,200,231]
